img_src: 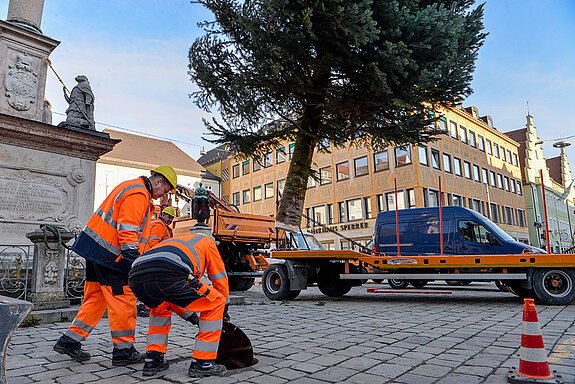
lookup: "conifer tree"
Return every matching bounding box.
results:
[189,0,487,230]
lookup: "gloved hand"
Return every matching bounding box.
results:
[121,249,140,267]
[223,304,230,322]
[186,312,199,326]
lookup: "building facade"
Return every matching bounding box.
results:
[208,105,529,250]
[506,115,575,252]
[96,129,220,215]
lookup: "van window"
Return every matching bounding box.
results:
[377,222,410,246]
[413,220,452,246]
[458,220,491,244]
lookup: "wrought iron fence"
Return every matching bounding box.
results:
[0,244,85,302]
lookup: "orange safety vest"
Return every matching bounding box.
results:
[71,177,154,273]
[148,219,173,248]
[132,234,229,300]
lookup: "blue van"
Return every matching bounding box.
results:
[374,206,543,256]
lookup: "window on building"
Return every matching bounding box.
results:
[478,135,485,151]
[450,121,458,139]
[338,202,345,223]
[419,145,429,166]
[473,165,481,182]
[510,179,516,193]
[503,206,514,225]
[386,191,406,211]
[377,194,385,212]
[276,147,286,163]
[242,160,250,175]
[395,146,412,166]
[318,138,330,151]
[320,166,332,185]
[288,143,295,160]
[507,149,512,164]
[513,153,518,166]
[464,161,472,179]
[471,199,483,214]
[374,151,389,172]
[242,189,251,204]
[407,189,416,209]
[443,154,452,173]
[327,204,334,224]
[454,158,462,176]
[264,183,273,199]
[486,139,492,155]
[439,117,447,133]
[346,198,363,221]
[307,176,316,189]
[311,205,327,225]
[500,147,506,162]
[431,149,441,169]
[336,161,350,181]
[493,143,499,158]
[497,174,503,189]
[482,168,488,185]
[460,126,467,143]
[504,176,510,191]
[469,131,476,147]
[516,209,526,227]
[424,188,440,207]
[452,194,464,207]
[264,152,273,167]
[490,171,496,187]
[277,179,285,197]
[364,197,372,219]
[305,208,311,227]
[517,181,522,195]
[253,186,262,201]
[232,192,240,206]
[354,156,369,177]
[490,203,499,223]
[253,158,261,172]
[232,164,240,178]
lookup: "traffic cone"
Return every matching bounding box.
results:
[507,298,562,384]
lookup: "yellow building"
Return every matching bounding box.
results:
[201,105,529,249]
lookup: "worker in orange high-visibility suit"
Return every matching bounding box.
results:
[148,206,177,247]
[53,165,178,366]
[128,234,230,378]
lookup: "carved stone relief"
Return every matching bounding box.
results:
[4,53,38,111]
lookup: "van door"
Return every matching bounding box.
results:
[413,219,454,255]
[455,219,503,254]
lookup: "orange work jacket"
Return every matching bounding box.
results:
[148,219,173,248]
[71,177,154,273]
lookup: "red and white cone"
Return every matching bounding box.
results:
[507,298,562,384]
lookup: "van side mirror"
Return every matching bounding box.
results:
[486,232,501,246]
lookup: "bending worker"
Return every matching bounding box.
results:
[148,206,177,247]
[53,166,177,366]
[128,233,230,378]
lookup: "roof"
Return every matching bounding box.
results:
[546,156,563,185]
[100,129,214,178]
[197,144,233,167]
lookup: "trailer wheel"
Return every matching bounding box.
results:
[388,279,409,289]
[410,280,428,288]
[532,268,575,305]
[317,266,352,297]
[262,264,299,301]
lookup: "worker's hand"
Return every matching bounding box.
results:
[121,249,140,268]
[186,312,199,326]
[223,304,230,322]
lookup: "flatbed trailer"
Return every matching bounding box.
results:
[263,250,575,305]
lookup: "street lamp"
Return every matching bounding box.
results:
[191,183,211,226]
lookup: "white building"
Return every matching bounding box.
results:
[95,129,220,215]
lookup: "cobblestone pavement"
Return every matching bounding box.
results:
[6,282,575,383]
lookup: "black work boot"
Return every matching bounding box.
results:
[53,335,91,362]
[143,351,169,376]
[112,346,145,366]
[188,359,227,377]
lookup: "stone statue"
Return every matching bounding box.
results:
[42,99,52,124]
[59,75,95,130]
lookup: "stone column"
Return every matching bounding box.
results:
[7,0,45,33]
[25,228,74,310]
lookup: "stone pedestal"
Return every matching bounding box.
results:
[0,295,33,384]
[25,228,74,310]
[189,223,215,241]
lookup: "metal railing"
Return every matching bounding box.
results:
[0,245,85,302]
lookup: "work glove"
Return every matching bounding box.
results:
[119,249,140,273]
[223,304,230,322]
[186,312,199,326]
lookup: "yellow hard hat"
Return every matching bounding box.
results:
[162,206,177,218]
[151,165,177,192]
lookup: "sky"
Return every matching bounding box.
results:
[1,0,574,176]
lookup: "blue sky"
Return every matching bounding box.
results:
[1,1,574,176]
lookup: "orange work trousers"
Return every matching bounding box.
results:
[64,261,137,350]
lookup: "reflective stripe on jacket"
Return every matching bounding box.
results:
[72,177,154,273]
[148,219,173,248]
[133,234,229,301]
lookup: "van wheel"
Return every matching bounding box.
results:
[262,264,300,301]
[388,279,409,289]
[317,265,352,297]
[410,280,428,288]
[532,268,575,305]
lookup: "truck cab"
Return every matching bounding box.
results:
[374,206,543,256]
